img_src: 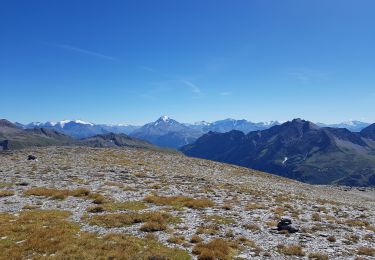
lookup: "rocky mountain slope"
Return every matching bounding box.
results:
[130,116,202,148]
[80,132,157,150]
[0,120,157,151]
[361,123,375,141]
[181,119,375,187]
[0,119,75,150]
[0,146,374,259]
[197,119,279,133]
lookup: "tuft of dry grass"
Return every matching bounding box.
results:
[327,235,336,242]
[0,190,15,197]
[246,203,265,210]
[0,210,190,259]
[87,205,105,213]
[140,221,167,232]
[345,234,359,244]
[311,213,322,221]
[24,187,91,200]
[87,211,179,233]
[190,235,203,243]
[308,252,329,260]
[88,193,107,204]
[237,236,261,255]
[144,195,214,209]
[196,224,220,235]
[357,246,375,256]
[345,219,369,227]
[277,244,305,256]
[192,239,236,260]
[222,203,231,210]
[167,235,185,244]
[243,223,261,232]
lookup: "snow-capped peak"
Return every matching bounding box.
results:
[154,116,171,125]
[262,121,278,126]
[340,120,366,126]
[56,120,94,127]
[160,115,170,122]
[29,122,43,126]
[73,120,94,126]
[194,121,211,126]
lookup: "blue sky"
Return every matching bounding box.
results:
[1,0,374,125]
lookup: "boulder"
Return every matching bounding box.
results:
[27,155,37,160]
[277,217,299,233]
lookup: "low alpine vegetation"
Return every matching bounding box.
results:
[0,190,15,197]
[144,195,215,209]
[192,238,237,260]
[23,187,91,200]
[277,244,305,256]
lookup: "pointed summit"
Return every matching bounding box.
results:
[158,115,171,122]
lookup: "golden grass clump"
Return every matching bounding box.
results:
[0,190,15,197]
[196,224,220,235]
[311,213,322,221]
[357,246,375,256]
[167,235,185,244]
[144,195,214,209]
[24,187,91,200]
[327,235,336,242]
[192,239,236,260]
[190,235,203,243]
[0,210,190,259]
[243,223,261,232]
[277,244,305,256]
[308,252,329,260]
[345,219,370,227]
[237,236,261,254]
[245,203,265,210]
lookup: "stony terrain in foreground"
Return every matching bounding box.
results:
[0,146,374,259]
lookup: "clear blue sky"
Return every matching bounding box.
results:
[1,0,374,125]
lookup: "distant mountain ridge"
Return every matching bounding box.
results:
[15,118,373,148]
[181,119,375,187]
[0,119,76,150]
[317,121,370,132]
[80,133,157,149]
[129,116,202,148]
[0,119,158,151]
[18,120,140,139]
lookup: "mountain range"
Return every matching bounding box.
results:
[317,121,371,132]
[181,119,375,187]
[18,120,139,139]
[0,120,157,151]
[15,118,370,149]
[3,117,375,186]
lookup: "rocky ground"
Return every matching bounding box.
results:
[0,146,374,259]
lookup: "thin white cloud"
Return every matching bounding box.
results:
[181,80,201,94]
[56,44,116,61]
[220,91,232,96]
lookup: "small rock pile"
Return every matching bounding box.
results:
[277,217,299,233]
